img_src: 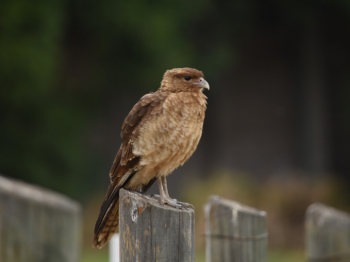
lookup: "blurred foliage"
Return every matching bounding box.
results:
[1,0,350,200]
[0,0,90,197]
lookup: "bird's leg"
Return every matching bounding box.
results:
[157,176,166,198]
[154,176,194,209]
[156,176,181,208]
[162,176,194,209]
[161,176,170,197]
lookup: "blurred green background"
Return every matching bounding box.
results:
[1,0,350,261]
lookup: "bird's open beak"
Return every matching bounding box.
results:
[194,77,210,90]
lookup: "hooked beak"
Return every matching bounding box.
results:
[194,77,210,90]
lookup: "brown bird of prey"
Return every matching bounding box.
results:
[92,67,209,248]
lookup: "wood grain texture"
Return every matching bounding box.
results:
[119,189,195,262]
[204,196,267,262]
[305,203,350,261]
[0,175,81,262]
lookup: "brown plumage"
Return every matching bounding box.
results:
[92,67,209,248]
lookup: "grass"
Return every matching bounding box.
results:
[81,248,109,262]
[269,249,304,262]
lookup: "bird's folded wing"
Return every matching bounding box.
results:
[93,92,169,241]
[109,91,169,183]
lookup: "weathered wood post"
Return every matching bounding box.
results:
[119,189,195,262]
[0,175,81,262]
[204,196,268,262]
[305,203,350,261]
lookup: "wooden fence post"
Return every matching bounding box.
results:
[0,175,81,262]
[305,203,350,261]
[119,189,195,262]
[204,196,268,262]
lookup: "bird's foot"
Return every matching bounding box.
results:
[176,201,195,210]
[151,194,194,210]
[151,194,179,207]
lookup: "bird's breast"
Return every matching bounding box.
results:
[132,92,207,176]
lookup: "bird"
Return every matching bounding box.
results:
[92,67,209,248]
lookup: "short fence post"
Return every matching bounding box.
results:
[119,189,195,262]
[305,203,350,261]
[0,175,81,262]
[204,196,268,262]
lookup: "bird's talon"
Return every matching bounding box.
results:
[177,201,195,210]
[151,194,161,199]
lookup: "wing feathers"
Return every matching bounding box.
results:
[128,113,142,127]
[93,167,137,248]
[93,92,169,248]
[137,105,149,116]
[121,143,133,165]
[113,92,169,181]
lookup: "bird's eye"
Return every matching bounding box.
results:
[184,76,191,81]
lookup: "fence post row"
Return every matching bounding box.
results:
[204,196,268,262]
[0,175,81,262]
[306,203,350,262]
[119,189,195,262]
[4,173,350,262]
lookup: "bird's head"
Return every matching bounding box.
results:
[159,67,210,93]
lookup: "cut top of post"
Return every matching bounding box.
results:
[0,175,81,212]
[205,195,267,218]
[306,203,350,261]
[306,203,350,227]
